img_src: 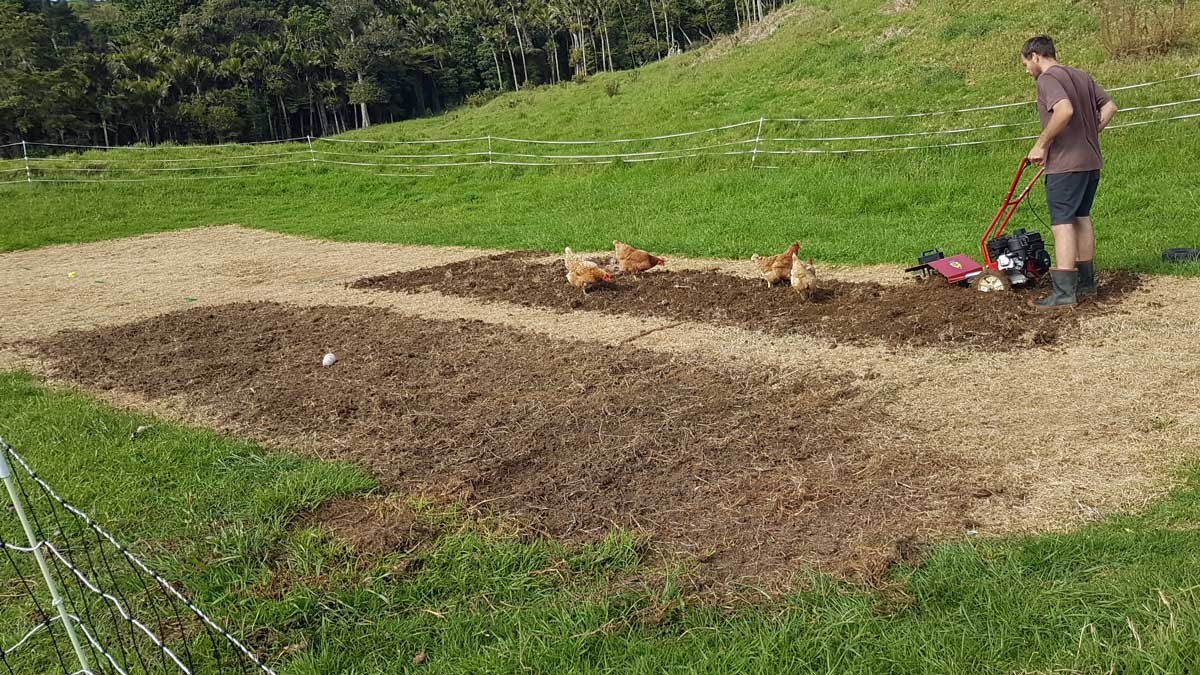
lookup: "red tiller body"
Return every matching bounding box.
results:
[980,158,1045,269]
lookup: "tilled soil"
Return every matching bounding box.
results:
[34,302,1003,586]
[352,253,1142,349]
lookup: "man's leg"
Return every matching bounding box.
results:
[1074,216,1096,296]
[1051,223,1078,271]
[1073,171,1100,296]
[1031,172,1081,309]
[1074,216,1095,262]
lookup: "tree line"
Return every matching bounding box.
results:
[1,0,790,148]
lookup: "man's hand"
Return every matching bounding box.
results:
[1027,143,1047,165]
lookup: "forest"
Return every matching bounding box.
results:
[1,0,789,146]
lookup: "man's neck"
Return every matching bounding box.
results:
[1040,60,1061,75]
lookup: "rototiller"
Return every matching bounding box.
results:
[907,158,1052,292]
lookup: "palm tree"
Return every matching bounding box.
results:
[109,46,169,143]
[166,53,212,96]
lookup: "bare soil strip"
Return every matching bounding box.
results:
[32,302,997,585]
[351,253,1141,350]
[3,226,1198,583]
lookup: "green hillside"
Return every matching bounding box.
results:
[4,0,1199,274]
[354,0,1197,140]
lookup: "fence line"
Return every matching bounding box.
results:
[3,87,1198,185]
[9,70,1197,155]
[314,158,491,168]
[308,136,759,160]
[765,120,1034,142]
[770,70,1200,123]
[761,132,1043,154]
[0,437,275,674]
[1106,70,1200,92]
[763,97,1200,142]
[311,148,466,159]
[3,175,262,185]
[2,616,53,657]
[489,119,763,145]
[22,110,1200,168]
[1100,110,1200,129]
[759,111,1200,155]
[32,160,310,173]
[1116,95,1200,112]
[3,440,275,673]
[25,150,312,163]
[314,135,491,146]
[42,543,191,673]
[26,137,311,151]
[64,614,129,675]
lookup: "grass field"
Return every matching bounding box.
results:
[3,1,1200,672]
[4,371,1200,674]
[3,0,1198,274]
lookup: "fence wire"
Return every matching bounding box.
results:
[1,70,1197,184]
[0,437,274,675]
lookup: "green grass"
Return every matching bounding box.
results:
[2,0,1198,274]
[4,372,1200,674]
[4,2,1200,671]
[6,141,1200,276]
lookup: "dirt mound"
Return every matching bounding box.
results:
[351,253,1141,350]
[35,302,1002,586]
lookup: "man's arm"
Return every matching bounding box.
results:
[1028,99,1074,165]
[1098,100,1118,131]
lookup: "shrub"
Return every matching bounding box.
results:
[1100,0,1196,57]
[466,89,499,108]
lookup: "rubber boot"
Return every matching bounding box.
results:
[1076,260,1096,298]
[1029,269,1078,310]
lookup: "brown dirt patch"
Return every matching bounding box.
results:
[351,253,1141,350]
[33,302,1002,587]
[6,228,1199,588]
[299,496,439,556]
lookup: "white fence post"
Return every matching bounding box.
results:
[487,135,494,166]
[0,450,91,673]
[306,135,316,164]
[21,140,31,183]
[750,117,765,167]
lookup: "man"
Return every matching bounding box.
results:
[1020,35,1119,309]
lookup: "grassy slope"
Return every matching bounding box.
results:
[2,0,1198,274]
[4,373,1200,674]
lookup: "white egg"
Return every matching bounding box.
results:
[322,352,337,367]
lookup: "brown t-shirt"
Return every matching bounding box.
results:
[1036,65,1111,174]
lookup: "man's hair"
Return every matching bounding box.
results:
[1021,35,1057,59]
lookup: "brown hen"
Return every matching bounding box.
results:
[613,240,667,275]
[564,247,612,295]
[751,242,799,287]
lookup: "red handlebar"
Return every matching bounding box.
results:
[980,158,1046,268]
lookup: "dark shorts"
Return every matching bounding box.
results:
[1045,170,1100,224]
